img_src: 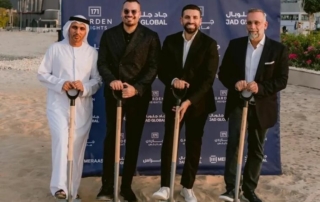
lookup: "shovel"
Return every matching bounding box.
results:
[234,92,253,202]
[112,85,127,202]
[60,89,81,202]
[168,85,188,202]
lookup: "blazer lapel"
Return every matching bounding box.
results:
[175,33,184,71]
[122,23,144,59]
[254,37,271,81]
[183,31,202,71]
[238,37,248,80]
[107,23,126,61]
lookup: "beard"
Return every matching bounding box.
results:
[248,31,259,40]
[123,16,136,27]
[183,23,198,34]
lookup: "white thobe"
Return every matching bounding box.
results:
[37,39,101,198]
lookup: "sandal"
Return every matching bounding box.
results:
[54,189,66,199]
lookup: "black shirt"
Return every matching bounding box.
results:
[123,27,135,45]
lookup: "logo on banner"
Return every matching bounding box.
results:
[217,44,221,57]
[88,6,101,17]
[180,138,186,145]
[214,131,228,146]
[140,11,168,25]
[143,158,161,163]
[226,11,247,25]
[121,133,126,146]
[263,155,268,162]
[145,114,165,122]
[87,6,113,31]
[120,157,125,165]
[179,156,185,164]
[146,132,163,146]
[84,158,103,163]
[209,155,217,163]
[86,140,95,147]
[215,90,227,104]
[92,115,100,123]
[209,155,225,163]
[209,113,226,122]
[150,90,163,104]
[198,6,214,30]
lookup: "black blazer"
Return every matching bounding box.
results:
[97,22,161,100]
[158,31,219,117]
[218,36,289,129]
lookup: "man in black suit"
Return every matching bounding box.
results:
[96,0,161,201]
[218,9,289,202]
[152,4,219,202]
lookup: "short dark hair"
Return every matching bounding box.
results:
[123,0,140,5]
[181,4,202,17]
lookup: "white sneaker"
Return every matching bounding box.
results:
[180,187,197,202]
[152,187,170,200]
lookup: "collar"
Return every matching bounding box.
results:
[122,26,135,35]
[182,30,198,42]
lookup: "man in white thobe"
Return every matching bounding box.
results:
[37,15,102,199]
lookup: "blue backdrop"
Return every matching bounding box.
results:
[61,0,282,177]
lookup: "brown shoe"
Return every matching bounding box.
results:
[54,189,66,199]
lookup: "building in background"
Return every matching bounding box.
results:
[8,0,60,29]
[281,0,320,33]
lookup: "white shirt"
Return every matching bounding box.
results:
[182,30,198,67]
[242,34,265,101]
[172,30,198,85]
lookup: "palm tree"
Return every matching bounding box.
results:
[301,0,320,32]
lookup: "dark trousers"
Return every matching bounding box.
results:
[160,110,208,189]
[102,94,150,189]
[224,104,268,192]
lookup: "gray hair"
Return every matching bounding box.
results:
[247,8,267,21]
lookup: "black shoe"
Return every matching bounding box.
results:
[242,189,262,202]
[120,187,137,202]
[218,189,235,202]
[96,185,114,201]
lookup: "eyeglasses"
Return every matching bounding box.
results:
[124,9,137,15]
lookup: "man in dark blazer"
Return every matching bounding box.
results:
[218,9,289,202]
[96,0,161,201]
[152,4,219,202]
